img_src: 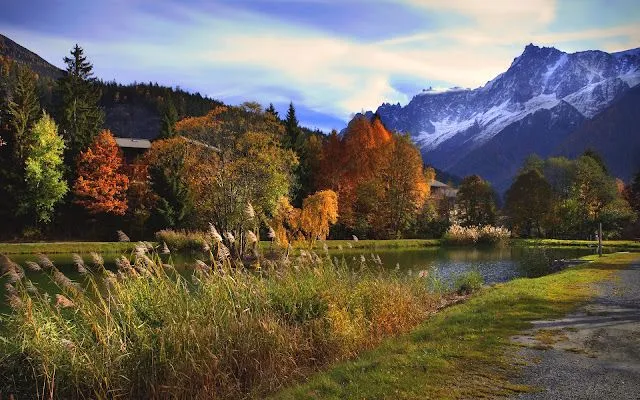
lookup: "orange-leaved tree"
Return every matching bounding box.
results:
[74,129,129,215]
[379,133,430,236]
[317,115,392,233]
[300,190,338,244]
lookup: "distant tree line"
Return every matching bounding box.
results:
[1,43,638,241]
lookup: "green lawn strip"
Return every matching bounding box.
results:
[0,241,138,254]
[286,239,442,250]
[512,238,640,250]
[272,252,637,399]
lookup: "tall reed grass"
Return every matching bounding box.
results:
[1,245,441,399]
[443,224,511,246]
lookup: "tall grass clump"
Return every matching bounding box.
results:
[0,244,441,399]
[443,224,510,246]
[155,229,209,252]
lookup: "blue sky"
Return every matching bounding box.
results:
[1,0,639,132]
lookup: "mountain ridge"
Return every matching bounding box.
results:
[362,43,640,191]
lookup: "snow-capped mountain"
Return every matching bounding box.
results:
[363,44,640,192]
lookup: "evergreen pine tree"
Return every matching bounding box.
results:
[8,65,40,162]
[266,103,279,119]
[284,102,300,148]
[57,44,104,165]
[158,96,179,139]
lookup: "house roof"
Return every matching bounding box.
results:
[115,137,152,149]
[430,180,449,188]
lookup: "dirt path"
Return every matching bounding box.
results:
[510,258,640,399]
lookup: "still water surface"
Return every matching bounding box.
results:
[1,246,603,313]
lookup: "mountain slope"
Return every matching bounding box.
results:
[0,33,221,139]
[0,33,64,79]
[555,84,640,180]
[366,44,640,190]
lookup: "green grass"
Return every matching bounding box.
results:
[512,238,640,249]
[272,252,639,399]
[3,238,637,256]
[0,241,138,254]
[294,239,441,250]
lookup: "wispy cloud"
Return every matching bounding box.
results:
[1,0,638,130]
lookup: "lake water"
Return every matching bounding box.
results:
[1,246,603,314]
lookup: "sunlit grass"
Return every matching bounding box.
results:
[272,252,638,399]
[0,246,444,399]
[0,241,137,254]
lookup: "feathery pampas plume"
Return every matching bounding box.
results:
[36,254,54,269]
[224,231,235,244]
[245,202,256,219]
[162,242,171,254]
[90,252,104,268]
[246,230,258,244]
[73,254,87,274]
[116,230,131,242]
[218,243,231,261]
[24,261,42,272]
[209,223,223,243]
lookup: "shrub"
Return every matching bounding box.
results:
[443,224,510,246]
[155,229,208,252]
[454,270,484,295]
[477,225,511,245]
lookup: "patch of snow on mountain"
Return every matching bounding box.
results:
[563,78,629,118]
[620,71,640,87]
[416,118,475,149]
[543,54,568,86]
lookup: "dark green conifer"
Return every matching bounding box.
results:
[57,44,104,164]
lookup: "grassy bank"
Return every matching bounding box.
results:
[2,238,638,256]
[0,241,138,255]
[298,239,441,250]
[273,252,638,399]
[512,238,640,250]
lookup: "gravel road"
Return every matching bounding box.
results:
[511,257,640,400]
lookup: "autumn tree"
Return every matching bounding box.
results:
[455,175,497,227]
[173,103,297,232]
[568,155,634,237]
[126,161,157,239]
[316,115,431,238]
[300,190,339,244]
[57,44,104,164]
[331,115,391,233]
[316,130,343,191]
[270,196,302,247]
[74,130,129,215]
[380,133,430,237]
[20,112,68,224]
[505,169,553,237]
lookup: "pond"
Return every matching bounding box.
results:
[0,245,605,314]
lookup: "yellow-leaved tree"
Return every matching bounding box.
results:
[300,190,338,245]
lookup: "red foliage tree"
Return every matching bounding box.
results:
[74,130,129,215]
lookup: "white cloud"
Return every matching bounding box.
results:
[3,0,639,129]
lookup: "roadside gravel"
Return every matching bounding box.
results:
[511,257,640,400]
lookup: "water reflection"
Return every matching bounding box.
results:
[1,246,605,313]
